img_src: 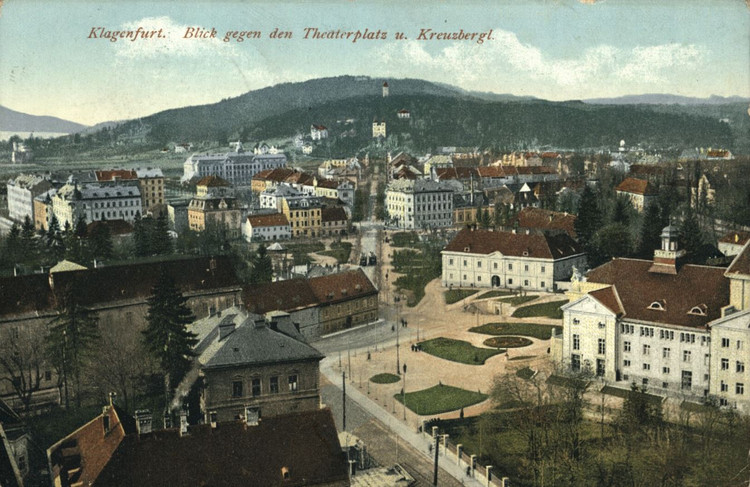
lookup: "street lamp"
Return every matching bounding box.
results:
[395,295,401,375]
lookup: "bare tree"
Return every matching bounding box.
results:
[0,324,48,412]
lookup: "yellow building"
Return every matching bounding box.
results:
[188,176,242,238]
[281,196,323,238]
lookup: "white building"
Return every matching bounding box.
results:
[259,184,304,211]
[313,178,355,206]
[242,213,291,242]
[6,174,52,223]
[441,227,586,291]
[50,180,142,228]
[310,125,328,140]
[560,226,750,413]
[372,120,386,139]
[385,179,454,230]
[181,144,287,185]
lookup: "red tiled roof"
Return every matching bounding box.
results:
[511,207,577,238]
[312,124,328,130]
[443,228,583,259]
[246,213,289,228]
[0,257,240,319]
[718,231,750,245]
[48,405,135,487]
[615,177,658,196]
[253,168,297,183]
[540,152,560,159]
[434,167,476,180]
[321,206,347,223]
[94,170,137,182]
[196,175,231,187]
[315,179,340,190]
[726,241,750,277]
[243,269,377,314]
[589,286,624,317]
[586,258,729,328]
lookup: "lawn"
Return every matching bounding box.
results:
[470,322,561,340]
[476,290,514,299]
[483,336,532,348]
[370,373,401,384]
[395,384,488,415]
[390,231,420,247]
[419,337,503,365]
[318,241,352,264]
[444,289,479,304]
[511,299,569,319]
[284,241,326,265]
[498,295,539,306]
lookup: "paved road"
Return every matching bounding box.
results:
[321,378,477,487]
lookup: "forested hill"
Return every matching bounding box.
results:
[103,76,743,152]
[249,94,735,153]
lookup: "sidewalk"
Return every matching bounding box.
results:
[321,356,487,487]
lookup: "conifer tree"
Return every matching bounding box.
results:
[89,222,114,260]
[574,185,602,252]
[637,202,663,259]
[251,244,274,284]
[46,288,101,408]
[142,271,197,400]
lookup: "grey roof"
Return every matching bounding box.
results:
[135,167,164,178]
[387,178,454,194]
[203,317,323,370]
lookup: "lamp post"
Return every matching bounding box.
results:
[402,363,407,420]
[395,295,401,375]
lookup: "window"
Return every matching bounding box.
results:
[648,301,665,311]
[662,382,669,389]
[573,318,580,325]
[736,383,744,395]
[624,359,631,367]
[598,322,606,329]
[598,339,606,354]
[662,348,671,359]
[738,340,744,350]
[270,376,279,393]
[721,338,730,348]
[493,262,498,269]
[232,381,243,397]
[683,350,691,362]
[643,363,651,371]
[643,344,650,355]
[737,361,745,373]
[524,280,529,287]
[288,375,298,392]
[477,261,482,268]
[463,260,467,266]
[662,366,670,374]
[541,281,546,288]
[45,370,52,381]
[721,380,728,392]
[449,259,454,265]
[251,378,261,397]
[624,341,631,352]
[508,263,513,270]
[524,264,529,272]
[541,266,546,273]
[681,371,693,390]
[642,378,649,386]
[721,358,729,370]
[571,354,581,372]
[508,279,513,285]
[573,334,580,351]
[596,359,605,377]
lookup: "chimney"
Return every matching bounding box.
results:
[135,410,153,435]
[163,410,172,429]
[179,410,188,436]
[108,391,117,407]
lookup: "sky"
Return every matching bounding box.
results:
[0,0,748,126]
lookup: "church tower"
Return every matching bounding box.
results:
[382,81,389,97]
[649,224,686,275]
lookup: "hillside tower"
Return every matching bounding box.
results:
[382,81,389,97]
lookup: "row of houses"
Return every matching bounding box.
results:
[7,168,165,231]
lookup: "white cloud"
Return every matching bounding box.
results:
[378,28,707,91]
[112,16,238,59]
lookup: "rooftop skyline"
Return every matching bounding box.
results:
[0,0,748,126]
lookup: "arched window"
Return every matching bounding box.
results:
[648,300,665,311]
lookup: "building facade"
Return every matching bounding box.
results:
[242,213,291,242]
[441,227,586,291]
[560,227,750,413]
[182,144,287,185]
[50,180,142,228]
[281,195,323,238]
[6,174,52,223]
[386,179,454,230]
[615,177,658,212]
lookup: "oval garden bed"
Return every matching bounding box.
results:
[370,373,401,384]
[483,336,533,348]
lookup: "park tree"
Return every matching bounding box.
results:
[591,223,632,266]
[151,212,173,255]
[637,202,663,259]
[46,288,101,408]
[574,185,601,252]
[89,222,114,261]
[679,209,704,259]
[20,215,38,266]
[3,223,22,267]
[0,324,47,412]
[480,207,492,229]
[142,271,197,400]
[611,194,634,226]
[251,244,273,284]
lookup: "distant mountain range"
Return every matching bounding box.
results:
[0,105,88,134]
[6,77,749,152]
[583,94,750,105]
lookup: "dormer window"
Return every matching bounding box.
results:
[689,304,707,316]
[648,300,666,311]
